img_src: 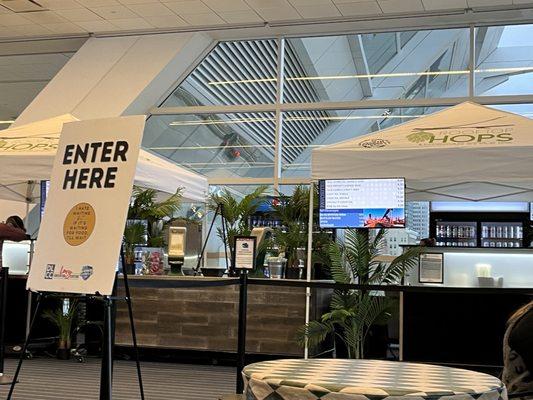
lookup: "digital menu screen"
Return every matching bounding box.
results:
[40,180,50,220]
[318,178,406,229]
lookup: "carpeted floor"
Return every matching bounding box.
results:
[0,358,235,400]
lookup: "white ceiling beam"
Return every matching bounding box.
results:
[151,94,533,116]
[349,35,373,98]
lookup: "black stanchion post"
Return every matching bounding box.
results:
[7,292,43,400]
[0,268,10,385]
[219,204,230,273]
[236,271,248,394]
[99,296,114,400]
[120,248,145,400]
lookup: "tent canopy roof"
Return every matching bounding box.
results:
[312,102,533,202]
[0,114,207,203]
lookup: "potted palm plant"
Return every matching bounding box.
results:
[123,221,147,275]
[266,185,332,279]
[128,186,183,247]
[269,186,310,278]
[43,299,79,360]
[298,229,420,358]
[126,187,183,274]
[208,185,268,272]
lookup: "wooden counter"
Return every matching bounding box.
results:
[115,276,323,356]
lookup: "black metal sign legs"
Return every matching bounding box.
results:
[120,249,145,400]
[6,291,43,400]
[5,250,145,400]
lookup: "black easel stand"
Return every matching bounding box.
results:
[6,291,42,400]
[194,203,230,275]
[0,268,12,385]
[6,248,145,400]
[236,270,248,394]
[118,248,145,400]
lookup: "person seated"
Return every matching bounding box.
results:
[502,301,533,398]
[0,216,29,269]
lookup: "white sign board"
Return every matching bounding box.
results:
[27,116,145,295]
[419,253,444,284]
[233,236,256,270]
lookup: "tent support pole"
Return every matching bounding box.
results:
[304,182,314,359]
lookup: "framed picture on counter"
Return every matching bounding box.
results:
[419,253,444,284]
[233,236,257,270]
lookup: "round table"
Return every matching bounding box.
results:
[242,359,507,400]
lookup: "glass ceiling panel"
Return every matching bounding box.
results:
[283,28,469,103]
[143,113,275,179]
[160,39,278,107]
[475,24,533,96]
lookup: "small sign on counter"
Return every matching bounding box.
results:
[419,253,444,284]
[233,236,256,270]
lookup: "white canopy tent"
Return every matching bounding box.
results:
[301,102,533,358]
[312,102,533,202]
[0,114,208,205]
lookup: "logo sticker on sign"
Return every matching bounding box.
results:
[44,264,55,280]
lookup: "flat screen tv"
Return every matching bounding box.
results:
[318,178,406,229]
[40,180,50,220]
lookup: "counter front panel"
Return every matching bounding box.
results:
[115,279,308,356]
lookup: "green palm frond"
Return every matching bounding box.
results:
[374,245,421,284]
[209,189,239,225]
[296,320,333,349]
[129,187,183,221]
[344,230,372,282]
[124,221,146,253]
[150,189,183,219]
[209,186,268,253]
[42,300,79,343]
[330,290,358,310]
[236,186,268,229]
[357,294,391,328]
[127,186,183,248]
[271,185,310,225]
[327,242,350,284]
[209,185,268,229]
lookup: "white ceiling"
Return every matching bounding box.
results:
[0,37,86,122]
[0,0,532,38]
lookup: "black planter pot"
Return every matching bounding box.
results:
[285,267,301,280]
[170,263,182,275]
[57,348,71,360]
[124,263,135,275]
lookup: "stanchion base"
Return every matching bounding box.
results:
[0,375,16,385]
